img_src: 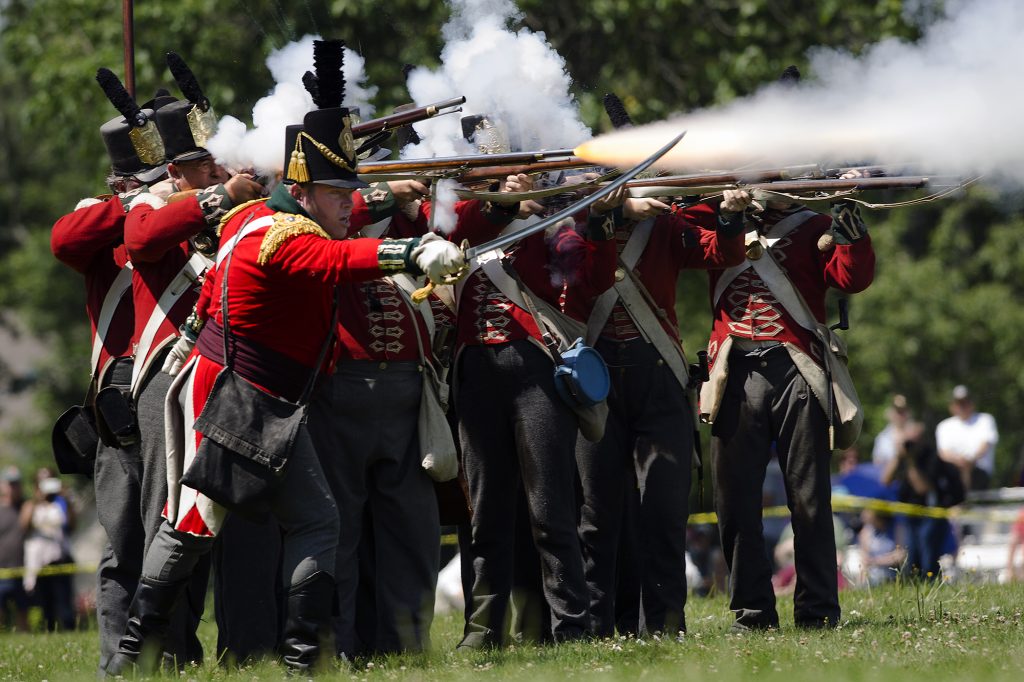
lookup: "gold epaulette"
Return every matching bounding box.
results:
[258,212,329,265]
[217,198,269,236]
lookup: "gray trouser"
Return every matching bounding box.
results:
[308,361,440,656]
[576,338,693,637]
[141,424,338,593]
[94,359,145,670]
[134,360,209,662]
[711,347,839,629]
[457,340,590,646]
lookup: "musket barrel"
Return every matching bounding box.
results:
[351,96,467,138]
[625,176,931,196]
[627,166,819,189]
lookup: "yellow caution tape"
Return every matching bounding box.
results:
[688,494,1022,527]
[0,562,98,580]
[441,495,1021,546]
[3,497,1018,576]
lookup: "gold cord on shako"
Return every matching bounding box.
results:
[287,130,356,184]
[287,135,311,184]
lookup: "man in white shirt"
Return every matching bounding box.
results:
[935,385,997,491]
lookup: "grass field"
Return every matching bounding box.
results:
[2,581,1023,681]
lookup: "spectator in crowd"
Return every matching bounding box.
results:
[881,421,964,579]
[771,516,849,596]
[857,510,905,586]
[685,525,727,597]
[838,446,860,476]
[1007,508,1024,582]
[0,479,29,631]
[936,385,998,492]
[872,395,911,468]
[32,468,74,534]
[20,475,76,631]
[2,466,24,511]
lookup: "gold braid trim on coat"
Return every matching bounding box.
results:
[258,212,329,265]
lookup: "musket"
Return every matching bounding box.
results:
[122,0,135,97]
[464,132,687,260]
[626,175,933,197]
[351,96,466,138]
[408,131,687,304]
[357,148,578,175]
[444,162,908,187]
[454,173,940,204]
[454,158,598,183]
[359,157,598,185]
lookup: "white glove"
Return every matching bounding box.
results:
[411,233,466,283]
[161,335,195,377]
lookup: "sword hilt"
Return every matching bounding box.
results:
[411,239,469,304]
[411,281,435,304]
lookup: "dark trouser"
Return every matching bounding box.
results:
[510,490,553,644]
[94,358,146,669]
[36,569,76,631]
[135,359,209,663]
[614,484,643,635]
[213,514,284,665]
[139,425,338,595]
[711,347,839,629]
[308,361,440,657]
[457,340,590,646]
[576,338,693,637]
[458,523,474,627]
[904,517,948,579]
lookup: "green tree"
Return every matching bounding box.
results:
[4,0,1022,489]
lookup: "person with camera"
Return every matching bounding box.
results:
[881,420,965,579]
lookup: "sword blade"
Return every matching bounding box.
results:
[464,131,687,260]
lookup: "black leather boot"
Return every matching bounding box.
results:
[104,576,188,676]
[281,571,335,674]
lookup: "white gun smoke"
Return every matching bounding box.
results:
[430,179,461,234]
[207,35,378,173]
[576,0,1024,185]
[403,0,590,158]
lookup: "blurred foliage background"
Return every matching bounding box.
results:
[1,0,1021,492]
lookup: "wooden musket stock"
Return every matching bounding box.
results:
[357,148,578,175]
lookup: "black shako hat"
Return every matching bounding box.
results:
[285,39,366,189]
[157,52,217,162]
[95,68,168,183]
[460,114,510,154]
[779,65,801,86]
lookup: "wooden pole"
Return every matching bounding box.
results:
[123,0,136,97]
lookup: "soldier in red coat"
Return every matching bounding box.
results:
[105,44,466,675]
[450,153,619,647]
[699,180,874,631]
[49,72,170,672]
[307,177,507,657]
[116,53,264,668]
[566,190,745,638]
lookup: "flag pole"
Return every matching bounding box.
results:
[123,0,136,97]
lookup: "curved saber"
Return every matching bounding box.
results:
[464,131,687,260]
